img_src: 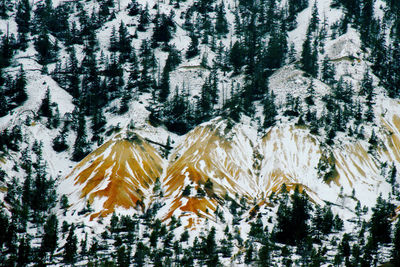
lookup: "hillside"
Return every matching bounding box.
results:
[0,0,400,266]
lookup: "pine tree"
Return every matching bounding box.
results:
[264,22,288,70]
[159,63,170,103]
[305,80,316,106]
[186,34,199,59]
[13,65,28,106]
[0,86,8,117]
[230,41,245,74]
[153,13,175,46]
[72,109,90,162]
[360,0,373,44]
[38,88,52,118]
[91,106,106,145]
[0,0,11,19]
[137,4,150,32]
[215,2,228,35]
[0,33,13,68]
[109,25,118,52]
[53,121,69,152]
[370,194,395,244]
[321,56,335,85]
[134,242,148,267]
[263,90,277,128]
[41,214,58,258]
[15,0,31,50]
[392,219,400,266]
[63,224,78,264]
[309,1,319,33]
[17,235,30,266]
[128,0,141,16]
[119,21,131,61]
[35,29,58,65]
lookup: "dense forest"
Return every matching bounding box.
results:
[0,0,400,265]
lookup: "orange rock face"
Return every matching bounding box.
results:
[65,115,400,223]
[66,133,163,219]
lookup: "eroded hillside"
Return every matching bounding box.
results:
[64,105,400,224]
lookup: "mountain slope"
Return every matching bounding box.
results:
[61,132,164,219]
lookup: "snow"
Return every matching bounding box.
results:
[0,1,399,265]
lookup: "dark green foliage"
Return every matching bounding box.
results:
[72,109,90,162]
[137,4,150,32]
[186,34,200,59]
[392,219,400,266]
[134,242,148,267]
[0,33,14,68]
[182,185,191,197]
[153,13,176,45]
[264,22,288,70]
[38,88,52,117]
[196,71,218,123]
[215,2,228,35]
[63,224,78,264]
[30,143,57,217]
[34,30,58,65]
[128,0,141,16]
[52,121,69,152]
[150,86,195,135]
[263,90,277,128]
[229,41,245,74]
[321,57,335,85]
[15,0,31,50]
[369,194,395,244]
[0,0,12,19]
[17,235,31,266]
[41,214,58,257]
[274,185,311,244]
[301,31,318,78]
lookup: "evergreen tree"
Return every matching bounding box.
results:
[305,79,316,106]
[159,63,170,103]
[230,41,245,74]
[15,0,31,50]
[0,0,11,19]
[63,224,78,264]
[321,56,335,85]
[91,106,106,145]
[392,219,400,266]
[186,34,200,59]
[264,22,288,71]
[137,4,150,32]
[301,29,318,77]
[215,2,229,35]
[13,65,28,106]
[119,21,131,61]
[72,109,90,162]
[109,25,118,52]
[17,235,30,267]
[0,33,13,68]
[263,90,277,128]
[360,0,374,44]
[309,1,319,33]
[0,86,8,117]
[369,194,395,244]
[41,214,58,258]
[128,0,141,16]
[34,29,58,65]
[134,242,148,267]
[38,88,52,118]
[153,13,175,45]
[53,121,69,152]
